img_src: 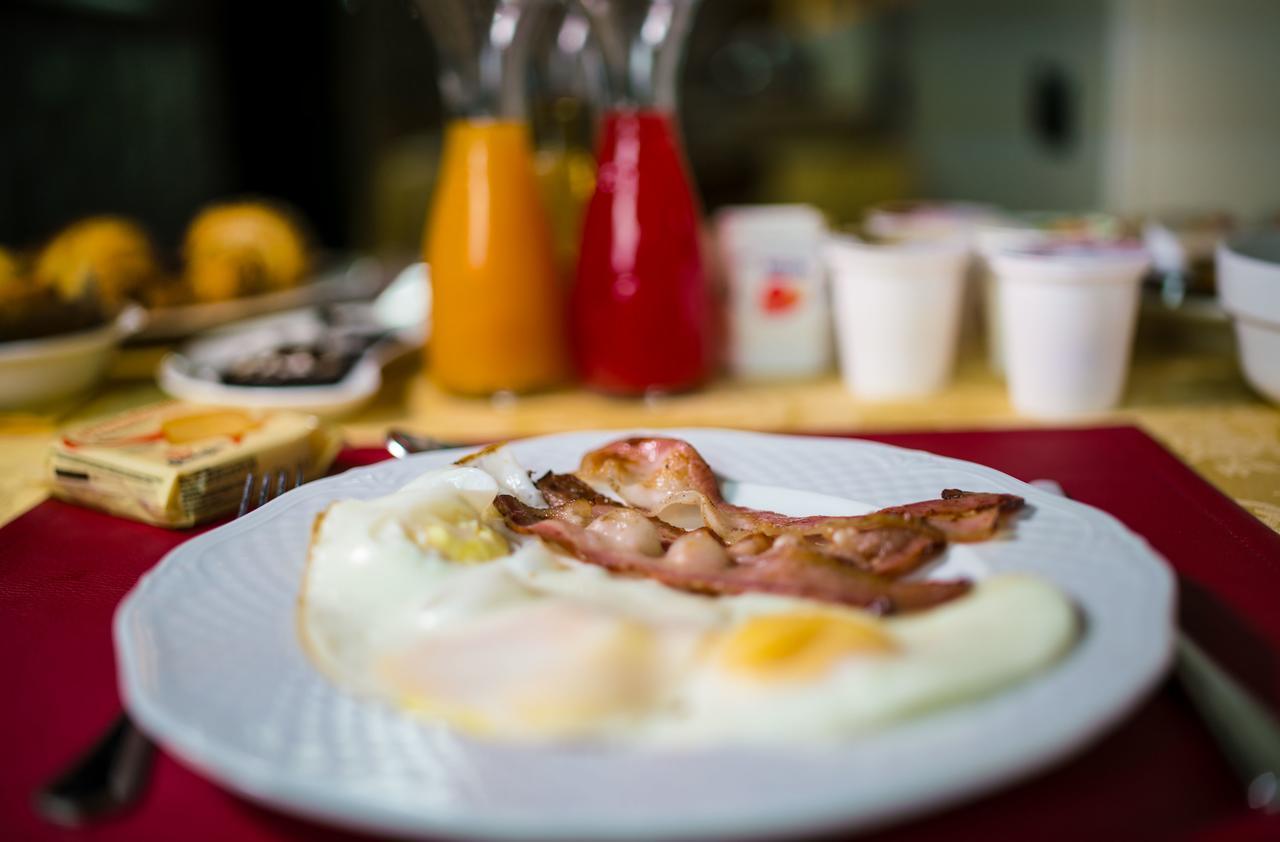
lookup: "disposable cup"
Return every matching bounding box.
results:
[864,200,1005,354]
[864,199,1002,244]
[990,245,1150,418]
[825,235,969,400]
[976,212,1130,376]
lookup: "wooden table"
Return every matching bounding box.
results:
[3,323,1279,532]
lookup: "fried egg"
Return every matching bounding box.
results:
[299,451,1077,744]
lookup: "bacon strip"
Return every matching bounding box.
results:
[536,495,690,548]
[537,469,945,578]
[576,438,1023,565]
[880,489,1025,542]
[534,471,615,507]
[494,495,970,614]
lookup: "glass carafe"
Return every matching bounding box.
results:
[529,5,603,278]
[415,0,567,395]
[571,0,714,395]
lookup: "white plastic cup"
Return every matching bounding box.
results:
[990,246,1150,418]
[825,235,969,400]
[864,200,1002,244]
[864,201,1005,355]
[976,212,1130,377]
[975,226,1051,377]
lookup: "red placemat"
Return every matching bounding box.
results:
[2,426,1279,842]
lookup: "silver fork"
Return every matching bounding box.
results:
[35,464,308,827]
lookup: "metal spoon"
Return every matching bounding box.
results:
[384,429,465,459]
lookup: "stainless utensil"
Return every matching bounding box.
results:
[384,428,465,459]
[35,464,308,826]
[1031,478,1280,813]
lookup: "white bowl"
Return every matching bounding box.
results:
[1218,231,1280,403]
[0,306,143,409]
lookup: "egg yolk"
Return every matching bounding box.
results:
[406,515,508,563]
[719,611,896,681]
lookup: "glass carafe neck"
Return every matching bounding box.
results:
[579,0,699,110]
[415,0,549,119]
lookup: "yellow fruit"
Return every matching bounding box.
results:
[183,202,310,302]
[34,217,160,306]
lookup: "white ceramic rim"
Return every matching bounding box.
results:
[1219,229,1280,269]
[0,304,142,362]
[1217,234,1280,326]
[156,352,383,413]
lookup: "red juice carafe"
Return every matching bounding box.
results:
[572,0,714,394]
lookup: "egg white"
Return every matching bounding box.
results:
[299,451,1078,745]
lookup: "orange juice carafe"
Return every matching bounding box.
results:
[416,0,567,395]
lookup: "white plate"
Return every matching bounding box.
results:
[115,429,1175,840]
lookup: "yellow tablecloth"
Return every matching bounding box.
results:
[3,334,1279,532]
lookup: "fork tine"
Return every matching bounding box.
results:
[257,472,272,508]
[238,462,310,519]
[238,471,256,518]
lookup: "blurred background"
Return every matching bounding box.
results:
[5,0,1279,259]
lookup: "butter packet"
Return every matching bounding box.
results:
[48,402,341,527]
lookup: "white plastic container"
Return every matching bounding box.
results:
[975,226,1052,377]
[715,205,831,380]
[864,200,1001,244]
[990,245,1150,418]
[825,235,969,400]
[864,200,1006,356]
[1217,231,1280,404]
[976,212,1130,376]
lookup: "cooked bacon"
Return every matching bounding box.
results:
[879,489,1025,542]
[493,495,971,614]
[534,471,616,507]
[576,437,1023,565]
[540,467,944,578]
[533,495,690,548]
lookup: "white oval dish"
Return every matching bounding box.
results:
[157,263,429,417]
[114,429,1174,840]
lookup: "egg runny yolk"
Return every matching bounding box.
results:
[404,514,508,563]
[719,611,897,681]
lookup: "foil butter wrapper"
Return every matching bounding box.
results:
[47,402,341,527]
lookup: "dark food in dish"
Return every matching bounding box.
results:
[219,334,381,387]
